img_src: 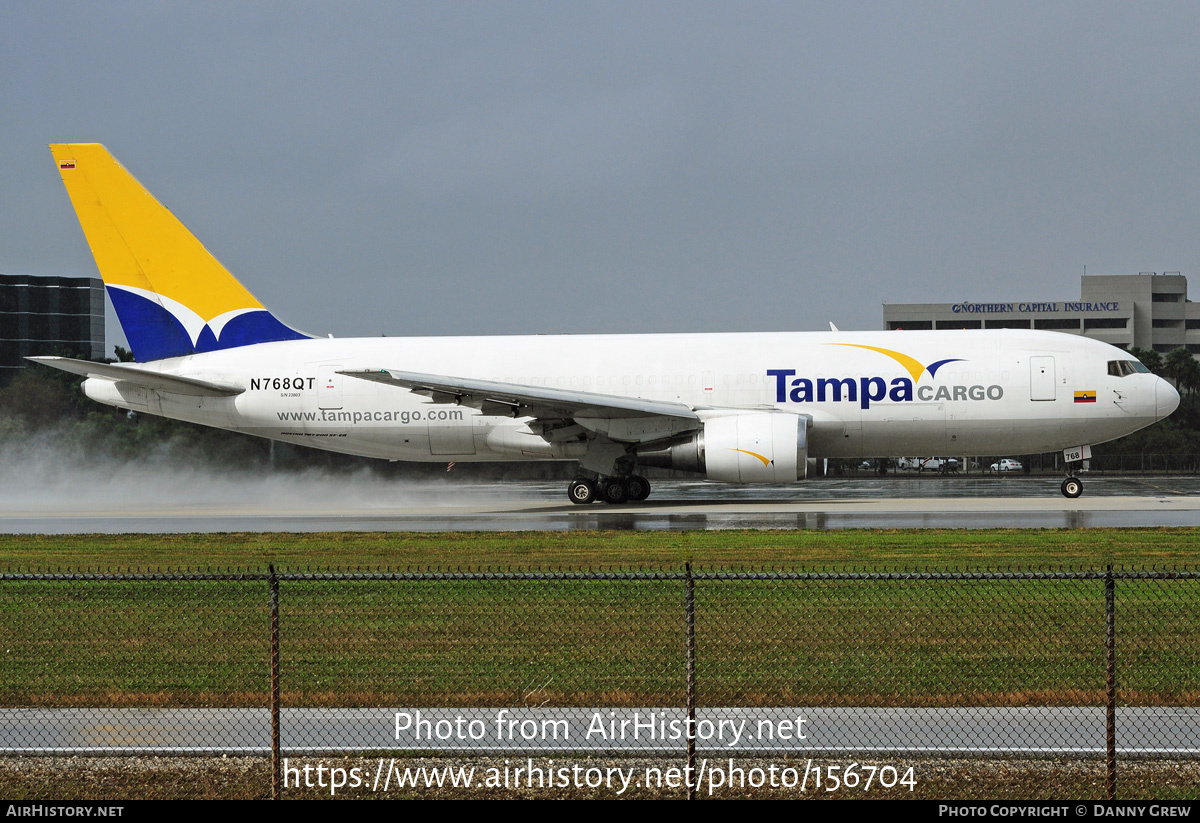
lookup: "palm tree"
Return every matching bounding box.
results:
[1164,347,1193,391]
[1179,354,1200,397]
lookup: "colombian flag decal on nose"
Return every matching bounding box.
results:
[1074,390,1097,403]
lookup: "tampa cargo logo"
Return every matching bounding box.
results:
[768,344,1004,410]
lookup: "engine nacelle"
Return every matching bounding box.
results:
[639,412,809,483]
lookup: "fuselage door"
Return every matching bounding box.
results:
[1030,356,1056,401]
[318,365,343,410]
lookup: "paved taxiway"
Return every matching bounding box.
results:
[2,475,1199,532]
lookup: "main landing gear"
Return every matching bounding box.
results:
[568,475,652,505]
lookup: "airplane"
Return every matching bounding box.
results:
[31,144,1180,503]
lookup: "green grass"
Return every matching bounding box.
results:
[2,526,1200,569]
[1,530,1198,709]
[2,571,1199,709]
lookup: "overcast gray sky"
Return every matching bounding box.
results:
[3,1,1200,351]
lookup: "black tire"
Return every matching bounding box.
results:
[1061,477,1083,499]
[602,479,629,504]
[568,478,596,505]
[626,475,651,502]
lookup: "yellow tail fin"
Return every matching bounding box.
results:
[50,143,306,360]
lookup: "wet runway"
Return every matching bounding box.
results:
[3,474,1200,532]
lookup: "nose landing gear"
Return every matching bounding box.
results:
[1061,476,1083,498]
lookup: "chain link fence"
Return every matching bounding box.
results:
[2,567,1199,799]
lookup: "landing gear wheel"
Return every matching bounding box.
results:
[601,478,629,504]
[568,478,597,505]
[1061,477,1083,499]
[625,475,651,502]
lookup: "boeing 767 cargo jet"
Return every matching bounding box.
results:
[31,144,1179,502]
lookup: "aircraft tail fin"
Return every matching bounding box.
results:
[49,143,310,361]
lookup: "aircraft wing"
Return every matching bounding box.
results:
[340,368,699,422]
[27,356,246,397]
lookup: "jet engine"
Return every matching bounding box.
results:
[638,412,809,482]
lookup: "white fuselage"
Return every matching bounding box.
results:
[80,328,1176,467]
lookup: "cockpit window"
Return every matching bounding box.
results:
[1107,360,1145,377]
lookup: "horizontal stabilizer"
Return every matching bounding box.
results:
[27,356,245,397]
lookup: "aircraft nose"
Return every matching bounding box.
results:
[1157,377,1181,420]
